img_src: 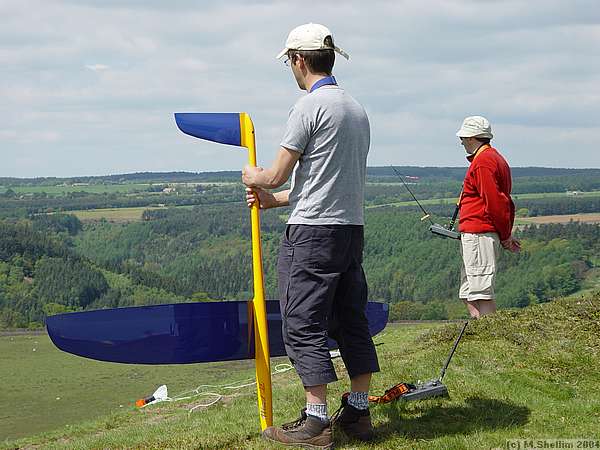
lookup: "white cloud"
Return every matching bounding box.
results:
[1,0,599,177]
[85,64,110,72]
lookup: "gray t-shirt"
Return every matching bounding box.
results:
[280,85,370,225]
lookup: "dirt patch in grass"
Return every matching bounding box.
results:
[519,213,600,225]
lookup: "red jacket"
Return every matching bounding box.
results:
[459,146,515,241]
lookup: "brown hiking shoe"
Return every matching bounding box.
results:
[262,408,333,449]
[331,396,374,442]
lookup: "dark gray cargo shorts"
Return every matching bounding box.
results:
[277,224,380,387]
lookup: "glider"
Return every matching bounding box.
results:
[46,113,389,431]
[46,300,388,364]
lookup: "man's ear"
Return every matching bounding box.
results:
[296,55,308,73]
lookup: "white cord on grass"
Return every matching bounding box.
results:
[185,363,294,414]
[140,363,295,414]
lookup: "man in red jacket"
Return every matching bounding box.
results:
[456,116,520,319]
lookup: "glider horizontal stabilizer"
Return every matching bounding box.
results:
[174,113,243,147]
[46,301,388,365]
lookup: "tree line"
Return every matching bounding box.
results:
[74,206,600,320]
[0,194,598,328]
[0,219,187,328]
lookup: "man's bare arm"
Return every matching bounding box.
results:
[245,188,290,209]
[242,147,300,189]
[271,189,290,206]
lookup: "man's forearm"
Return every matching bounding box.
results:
[272,189,290,207]
[243,148,299,190]
[251,167,287,190]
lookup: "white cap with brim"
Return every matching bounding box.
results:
[276,23,349,60]
[456,115,493,139]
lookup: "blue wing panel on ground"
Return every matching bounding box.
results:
[46,301,389,364]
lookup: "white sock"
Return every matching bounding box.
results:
[348,391,369,410]
[306,402,328,422]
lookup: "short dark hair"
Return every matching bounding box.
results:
[288,36,335,75]
[475,137,491,144]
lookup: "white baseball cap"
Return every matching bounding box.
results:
[456,116,493,139]
[276,23,349,60]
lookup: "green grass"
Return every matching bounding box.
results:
[3,294,600,449]
[0,331,261,443]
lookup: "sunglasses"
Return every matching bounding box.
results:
[283,52,300,67]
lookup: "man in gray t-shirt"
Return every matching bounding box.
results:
[242,23,379,448]
[282,84,370,225]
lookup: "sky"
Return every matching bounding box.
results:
[1,0,600,178]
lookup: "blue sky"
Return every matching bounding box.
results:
[1,0,599,177]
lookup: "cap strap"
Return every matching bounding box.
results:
[334,46,350,60]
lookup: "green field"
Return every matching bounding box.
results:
[0,182,239,196]
[0,184,152,195]
[0,331,261,442]
[512,191,600,200]
[3,294,599,449]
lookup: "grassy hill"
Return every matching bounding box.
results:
[3,293,599,449]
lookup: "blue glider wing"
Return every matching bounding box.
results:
[46,301,389,364]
